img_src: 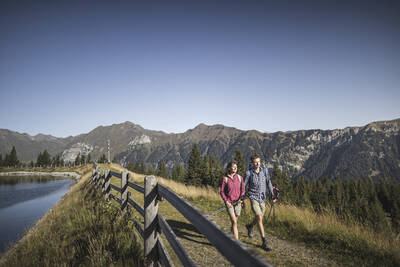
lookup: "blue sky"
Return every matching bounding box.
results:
[1,1,399,137]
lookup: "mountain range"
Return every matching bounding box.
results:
[1,118,399,181]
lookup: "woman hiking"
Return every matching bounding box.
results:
[220,160,245,240]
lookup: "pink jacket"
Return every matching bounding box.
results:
[220,174,245,203]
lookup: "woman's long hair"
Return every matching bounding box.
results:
[226,160,237,176]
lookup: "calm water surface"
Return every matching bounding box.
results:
[0,177,74,254]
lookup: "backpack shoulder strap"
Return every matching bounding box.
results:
[263,168,270,181]
[237,174,242,183]
[224,175,242,184]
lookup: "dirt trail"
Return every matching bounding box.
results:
[119,182,338,267]
[105,166,338,267]
[210,210,338,267]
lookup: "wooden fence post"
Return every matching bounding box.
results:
[101,170,106,192]
[96,171,103,188]
[96,172,101,187]
[103,170,111,200]
[92,166,100,183]
[144,175,160,266]
[121,171,129,214]
[101,171,106,188]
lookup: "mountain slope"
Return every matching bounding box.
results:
[1,119,399,181]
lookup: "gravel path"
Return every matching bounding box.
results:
[125,182,338,267]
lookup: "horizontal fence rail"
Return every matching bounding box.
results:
[91,165,272,267]
[110,183,121,193]
[128,197,145,217]
[128,181,144,194]
[109,193,122,204]
[158,184,271,267]
[110,170,122,179]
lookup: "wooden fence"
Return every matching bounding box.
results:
[91,166,272,267]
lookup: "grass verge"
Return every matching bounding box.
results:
[266,204,400,266]
[0,165,143,267]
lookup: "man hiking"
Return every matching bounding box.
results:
[244,154,276,251]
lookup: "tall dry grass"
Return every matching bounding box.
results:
[270,204,400,266]
[106,163,220,201]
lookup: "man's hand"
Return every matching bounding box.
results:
[226,201,232,208]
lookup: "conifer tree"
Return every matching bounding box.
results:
[355,180,370,223]
[185,144,203,186]
[8,146,19,167]
[137,162,145,174]
[87,153,91,163]
[134,162,140,172]
[43,150,51,166]
[313,177,330,212]
[30,160,34,168]
[146,164,155,175]
[201,156,211,185]
[388,183,400,231]
[376,179,391,213]
[75,154,81,166]
[37,150,51,167]
[171,163,185,182]
[4,153,9,167]
[36,152,42,167]
[53,155,61,166]
[127,162,135,172]
[208,155,224,187]
[157,160,168,178]
[0,153,2,167]
[331,177,345,216]
[293,177,311,207]
[310,179,322,212]
[391,202,400,230]
[272,163,292,203]
[368,194,388,231]
[80,155,86,165]
[234,149,246,177]
[98,154,107,163]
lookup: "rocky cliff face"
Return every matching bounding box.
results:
[1,119,399,181]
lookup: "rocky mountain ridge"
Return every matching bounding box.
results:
[1,118,399,181]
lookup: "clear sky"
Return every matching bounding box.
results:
[1,0,399,137]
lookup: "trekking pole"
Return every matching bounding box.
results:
[265,186,280,225]
[264,201,275,225]
[210,197,246,217]
[210,206,226,216]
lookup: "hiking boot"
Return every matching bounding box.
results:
[245,223,254,238]
[261,239,272,251]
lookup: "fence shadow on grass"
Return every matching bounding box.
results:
[166,219,212,246]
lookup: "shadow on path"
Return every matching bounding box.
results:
[166,219,212,246]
